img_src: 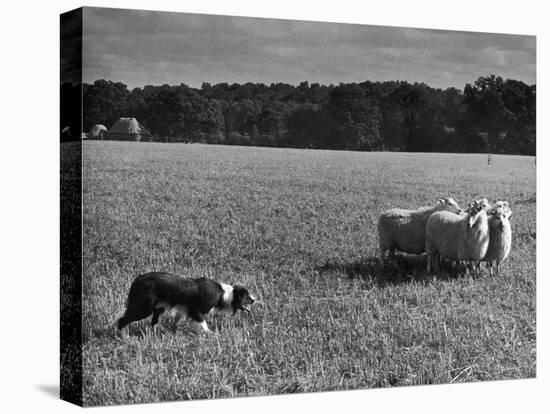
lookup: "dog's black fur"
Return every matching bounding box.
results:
[117,272,255,332]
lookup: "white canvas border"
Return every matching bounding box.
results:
[0,0,546,413]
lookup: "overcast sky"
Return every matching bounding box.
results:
[80,7,536,90]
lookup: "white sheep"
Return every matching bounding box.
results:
[491,201,512,218]
[482,203,512,276]
[425,199,490,273]
[377,197,462,267]
[468,198,492,271]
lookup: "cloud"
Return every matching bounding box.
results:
[80,7,536,89]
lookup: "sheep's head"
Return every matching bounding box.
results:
[491,207,511,230]
[467,199,488,228]
[437,197,462,214]
[490,200,512,219]
[476,198,491,211]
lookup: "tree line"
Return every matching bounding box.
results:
[61,75,535,155]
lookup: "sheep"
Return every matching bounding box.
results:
[467,198,492,272]
[482,203,512,276]
[438,199,502,273]
[491,201,512,219]
[425,199,490,273]
[377,197,462,267]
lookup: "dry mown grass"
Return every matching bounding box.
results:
[79,142,536,406]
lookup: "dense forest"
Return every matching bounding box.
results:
[61,75,535,155]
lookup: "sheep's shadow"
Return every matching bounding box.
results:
[315,254,463,288]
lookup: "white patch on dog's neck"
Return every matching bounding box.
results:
[220,283,234,306]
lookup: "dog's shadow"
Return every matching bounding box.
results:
[86,316,232,343]
[315,254,461,288]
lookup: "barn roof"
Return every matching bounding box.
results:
[107,118,151,137]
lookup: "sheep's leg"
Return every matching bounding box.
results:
[378,249,385,268]
[468,260,478,277]
[427,254,432,272]
[388,247,397,267]
[495,262,500,277]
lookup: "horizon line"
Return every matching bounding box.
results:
[65,75,537,91]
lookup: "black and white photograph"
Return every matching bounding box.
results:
[57,1,539,409]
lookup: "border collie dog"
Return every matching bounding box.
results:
[117,272,256,334]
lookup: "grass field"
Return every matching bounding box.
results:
[79,141,536,406]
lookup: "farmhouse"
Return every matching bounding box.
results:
[106,117,152,142]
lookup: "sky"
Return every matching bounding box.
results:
[77,7,536,90]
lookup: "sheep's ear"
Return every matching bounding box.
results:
[438,198,445,204]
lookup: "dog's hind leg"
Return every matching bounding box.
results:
[117,306,153,331]
[117,297,154,331]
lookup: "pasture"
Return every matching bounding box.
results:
[80,141,536,406]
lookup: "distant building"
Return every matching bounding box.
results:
[106,117,152,142]
[61,126,72,141]
[88,124,107,140]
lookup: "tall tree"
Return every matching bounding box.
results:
[463,75,509,153]
[326,84,381,150]
[83,80,130,130]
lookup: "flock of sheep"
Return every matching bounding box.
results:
[377,197,512,276]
